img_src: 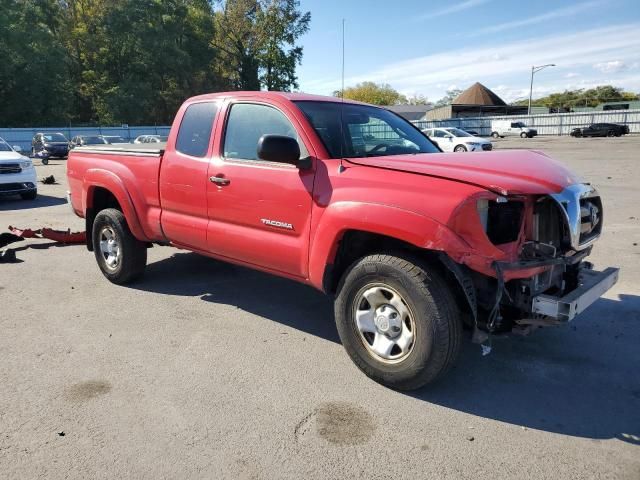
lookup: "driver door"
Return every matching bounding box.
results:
[205,101,316,278]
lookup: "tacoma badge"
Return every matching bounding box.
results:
[261,218,293,230]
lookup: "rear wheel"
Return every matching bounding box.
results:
[607,130,615,137]
[92,208,147,284]
[491,132,500,139]
[454,145,467,152]
[520,132,528,138]
[334,254,462,390]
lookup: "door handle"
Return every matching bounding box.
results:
[209,175,230,186]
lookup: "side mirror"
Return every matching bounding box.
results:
[257,134,307,168]
[12,145,22,153]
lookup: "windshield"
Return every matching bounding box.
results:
[295,101,439,158]
[445,128,473,137]
[43,133,67,142]
[83,136,107,145]
[0,138,13,152]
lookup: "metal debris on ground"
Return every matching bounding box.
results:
[0,232,24,248]
[8,226,86,244]
[41,175,57,184]
[1,226,86,264]
[0,249,18,263]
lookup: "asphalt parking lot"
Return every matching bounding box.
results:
[1,136,639,479]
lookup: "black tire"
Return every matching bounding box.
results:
[42,158,49,165]
[92,208,147,284]
[454,145,467,152]
[520,132,527,138]
[334,253,462,391]
[20,189,37,200]
[607,130,615,137]
[491,132,500,139]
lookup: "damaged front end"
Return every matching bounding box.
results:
[445,184,619,335]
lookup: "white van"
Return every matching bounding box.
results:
[491,120,537,138]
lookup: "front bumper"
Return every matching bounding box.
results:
[0,169,38,196]
[531,267,619,321]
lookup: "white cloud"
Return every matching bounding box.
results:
[301,23,640,101]
[417,0,490,21]
[472,0,603,35]
[593,60,627,73]
[565,72,580,78]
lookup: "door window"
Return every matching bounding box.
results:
[223,103,306,161]
[176,102,218,157]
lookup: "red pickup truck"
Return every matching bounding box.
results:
[67,92,618,390]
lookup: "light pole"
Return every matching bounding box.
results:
[528,64,556,115]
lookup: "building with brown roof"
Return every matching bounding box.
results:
[425,82,529,121]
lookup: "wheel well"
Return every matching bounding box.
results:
[322,230,474,325]
[85,187,122,251]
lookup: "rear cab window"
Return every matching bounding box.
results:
[176,102,219,157]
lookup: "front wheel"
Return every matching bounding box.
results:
[92,208,147,284]
[454,145,467,152]
[41,158,49,165]
[334,254,462,390]
[491,132,500,139]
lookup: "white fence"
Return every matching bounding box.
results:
[1,109,638,151]
[413,109,640,136]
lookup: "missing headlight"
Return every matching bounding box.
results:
[482,200,524,245]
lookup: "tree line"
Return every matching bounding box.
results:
[0,0,310,127]
[515,85,639,110]
[336,82,639,110]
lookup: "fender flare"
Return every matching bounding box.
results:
[82,168,150,242]
[307,201,471,289]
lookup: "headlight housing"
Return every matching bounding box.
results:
[468,142,481,147]
[20,159,33,169]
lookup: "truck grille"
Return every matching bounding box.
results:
[0,163,21,174]
[0,182,30,192]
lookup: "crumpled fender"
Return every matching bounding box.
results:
[307,201,472,289]
[83,168,150,241]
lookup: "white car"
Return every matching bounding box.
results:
[423,127,492,152]
[0,137,37,200]
[133,135,168,144]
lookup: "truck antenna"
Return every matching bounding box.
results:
[339,18,346,173]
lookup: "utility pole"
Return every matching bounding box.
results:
[528,64,556,115]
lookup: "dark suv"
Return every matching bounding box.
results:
[570,123,630,137]
[32,132,69,160]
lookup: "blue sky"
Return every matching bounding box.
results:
[296,0,640,102]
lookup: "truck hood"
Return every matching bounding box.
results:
[346,150,581,195]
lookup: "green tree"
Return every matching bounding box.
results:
[433,88,463,108]
[520,85,640,110]
[257,0,310,91]
[405,93,430,106]
[0,0,71,126]
[214,0,310,91]
[334,82,408,105]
